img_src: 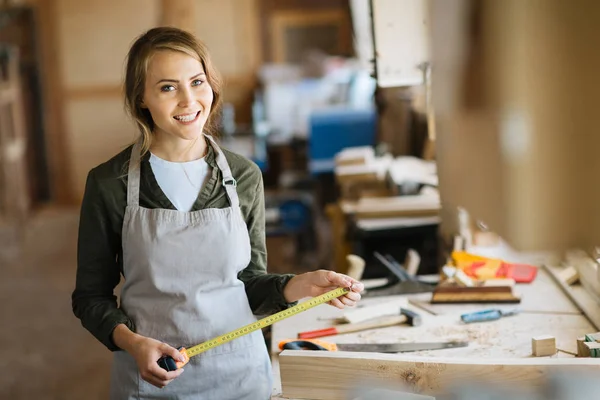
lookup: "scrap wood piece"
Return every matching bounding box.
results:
[578,337,590,357]
[532,335,556,357]
[558,266,580,285]
[584,342,600,358]
[279,351,600,400]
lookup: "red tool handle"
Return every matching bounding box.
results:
[298,327,338,339]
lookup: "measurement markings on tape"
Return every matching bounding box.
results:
[158,286,351,369]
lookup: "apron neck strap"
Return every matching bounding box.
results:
[205,134,240,209]
[127,140,142,207]
[127,135,240,209]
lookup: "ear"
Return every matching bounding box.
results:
[140,99,147,109]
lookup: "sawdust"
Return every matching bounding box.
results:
[430,325,499,347]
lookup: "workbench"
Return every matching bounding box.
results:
[269,252,600,399]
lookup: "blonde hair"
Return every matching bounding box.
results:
[124,27,222,156]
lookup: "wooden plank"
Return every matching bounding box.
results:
[280,350,600,400]
[340,195,441,219]
[543,264,600,331]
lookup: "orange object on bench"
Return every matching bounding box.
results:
[452,251,538,283]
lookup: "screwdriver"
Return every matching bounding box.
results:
[460,308,520,324]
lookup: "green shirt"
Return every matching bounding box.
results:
[72,141,296,351]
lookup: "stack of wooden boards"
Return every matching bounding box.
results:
[334,146,439,204]
[430,251,538,304]
[577,332,600,358]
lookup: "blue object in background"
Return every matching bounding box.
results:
[278,199,311,232]
[461,308,520,324]
[308,107,377,175]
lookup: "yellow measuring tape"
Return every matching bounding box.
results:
[158,286,350,371]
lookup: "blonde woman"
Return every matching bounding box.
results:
[71,27,363,399]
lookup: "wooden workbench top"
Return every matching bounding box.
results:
[270,264,600,399]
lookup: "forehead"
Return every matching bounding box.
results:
[146,50,205,78]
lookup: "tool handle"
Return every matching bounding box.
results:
[298,327,338,339]
[157,347,190,371]
[336,314,408,334]
[461,309,502,323]
[298,315,408,339]
[279,338,338,351]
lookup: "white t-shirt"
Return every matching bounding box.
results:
[149,153,212,212]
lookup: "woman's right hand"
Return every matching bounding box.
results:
[113,324,186,388]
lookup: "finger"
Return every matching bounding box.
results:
[328,271,365,293]
[149,362,185,380]
[342,293,361,305]
[344,291,361,302]
[324,270,353,288]
[339,297,354,307]
[141,370,176,388]
[350,281,365,293]
[339,294,360,307]
[161,343,187,363]
[145,369,184,389]
[329,297,345,309]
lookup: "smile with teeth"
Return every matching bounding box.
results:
[173,111,200,122]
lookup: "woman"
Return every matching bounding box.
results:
[72,26,363,399]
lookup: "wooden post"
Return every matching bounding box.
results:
[325,203,352,273]
[37,0,74,205]
[0,45,28,262]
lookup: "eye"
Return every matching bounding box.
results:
[191,79,204,87]
[160,85,175,92]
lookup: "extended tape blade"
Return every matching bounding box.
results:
[186,286,350,357]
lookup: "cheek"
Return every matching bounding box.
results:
[145,98,173,121]
[203,90,214,109]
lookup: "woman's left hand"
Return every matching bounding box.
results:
[283,270,364,309]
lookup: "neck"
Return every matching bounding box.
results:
[150,134,208,162]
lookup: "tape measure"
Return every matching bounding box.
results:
[158,286,350,371]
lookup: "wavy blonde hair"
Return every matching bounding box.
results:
[124,27,222,156]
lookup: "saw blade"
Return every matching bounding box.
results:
[336,341,468,353]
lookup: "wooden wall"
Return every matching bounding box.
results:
[26,0,262,202]
[431,0,600,252]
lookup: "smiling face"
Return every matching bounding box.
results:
[142,50,214,143]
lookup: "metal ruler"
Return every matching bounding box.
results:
[158,286,350,370]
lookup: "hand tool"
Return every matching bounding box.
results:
[278,338,469,353]
[363,252,435,296]
[297,308,422,339]
[157,286,351,371]
[341,298,408,323]
[460,308,520,323]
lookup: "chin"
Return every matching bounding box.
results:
[175,122,207,138]
[176,130,204,141]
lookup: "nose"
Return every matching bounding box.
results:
[178,86,195,107]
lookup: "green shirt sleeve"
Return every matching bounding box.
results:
[72,168,134,351]
[237,171,297,315]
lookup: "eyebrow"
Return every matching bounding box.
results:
[156,72,206,85]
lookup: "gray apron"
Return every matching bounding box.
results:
[110,135,272,399]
